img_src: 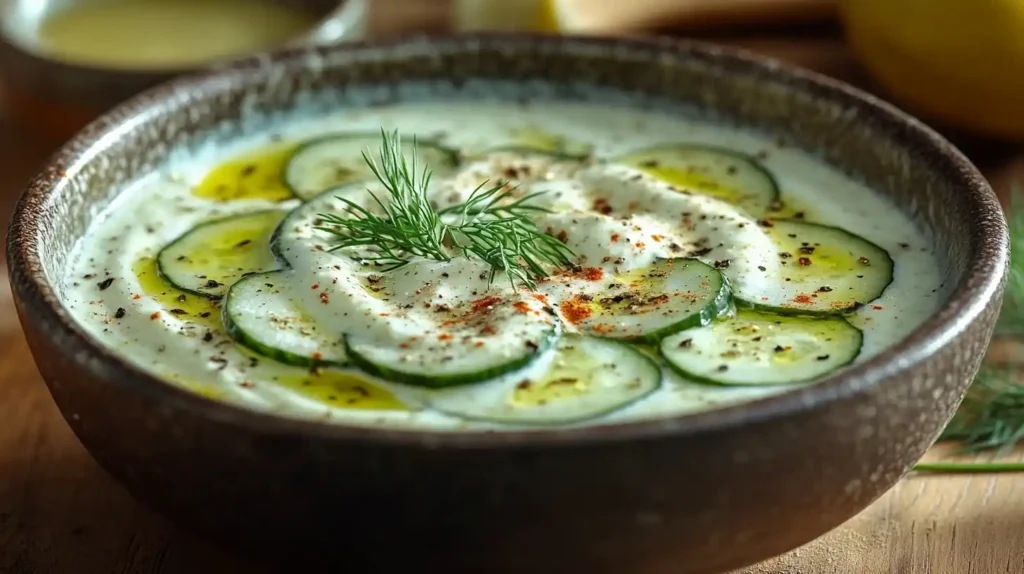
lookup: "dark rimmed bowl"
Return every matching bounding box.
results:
[6,34,1008,574]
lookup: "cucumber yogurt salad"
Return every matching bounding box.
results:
[61,102,944,430]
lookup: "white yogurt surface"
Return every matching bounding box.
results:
[60,102,946,430]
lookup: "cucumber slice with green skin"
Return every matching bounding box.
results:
[615,144,780,216]
[270,180,386,267]
[568,259,731,343]
[223,272,347,367]
[344,296,560,389]
[466,146,591,162]
[660,309,863,386]
[428,335,660,426]
[157,209,286,299]
[284,133,459,200]
[504,127,595,159]
[733,219,894,315]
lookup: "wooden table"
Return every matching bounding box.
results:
[2,4,1024,573]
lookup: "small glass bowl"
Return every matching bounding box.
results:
[0,0,368,142]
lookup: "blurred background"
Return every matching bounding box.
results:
[2,2,1023,573]
[1,0,1022,215]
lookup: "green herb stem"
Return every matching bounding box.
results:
[913,185,1024,473]
[317,129,574,289]
[913,462,1024,473]
[996,184,1024,334]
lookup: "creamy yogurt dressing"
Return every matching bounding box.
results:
[61,102,945,430]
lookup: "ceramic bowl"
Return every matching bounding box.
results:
[6,34,1008,574]
[0,0,367,140]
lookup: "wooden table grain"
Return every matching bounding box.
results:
[2,4,1024,573]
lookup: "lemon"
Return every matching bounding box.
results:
[452,0,551,32]
[841,0,1024,139]
[452,0,609,33]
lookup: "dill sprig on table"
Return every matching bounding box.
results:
[315,130,574,289]
[915,185,1024,473]
[935,367,1024,452]
[996,185,1024,335]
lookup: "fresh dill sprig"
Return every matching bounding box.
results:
[995,184,1024,334]
[913,185,1024,473]
[315,129,574,289]
[937,367,1024,455]
[913,369,1024,473]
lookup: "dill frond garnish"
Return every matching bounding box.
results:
[937,367,1024,456]
[996,184,1024,335]
[915,185,1024,473]
[315,130,575,289]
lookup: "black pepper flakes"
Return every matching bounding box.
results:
[202,331,214,342]
[97,277,115,290]
[114,307,126,319]
[817,286,833,293]
[678,338,693,348]
[816,355,831,361]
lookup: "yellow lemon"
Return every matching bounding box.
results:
[452,0,608,33]
[452,0,551,32]
[841,0,1024,139]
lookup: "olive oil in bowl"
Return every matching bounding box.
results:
[35,0,319,70]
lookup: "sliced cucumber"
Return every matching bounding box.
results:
[428,336,660,425]
[660,309,862,386]
[504,127,594,159]
[157,210,286,298]
[270,181,374,265]
[733,219,894,315]
[615,144,780,216]
[344,296,560,389]
[284,133,459,200]
[467,146,590,162]
[569,259,731,343]
[223,272,346,367]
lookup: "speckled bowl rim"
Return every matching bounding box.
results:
[8,33,1008,449]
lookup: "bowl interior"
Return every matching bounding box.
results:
[9,34,1006,441]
